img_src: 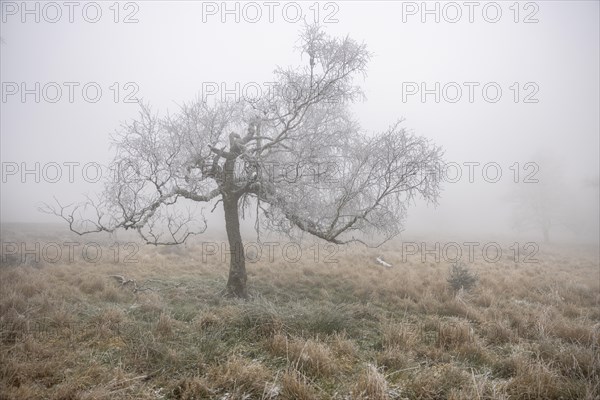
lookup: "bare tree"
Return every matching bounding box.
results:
[510,154,570,243]
[42,24,444,298]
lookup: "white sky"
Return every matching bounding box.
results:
[1,1,598,242]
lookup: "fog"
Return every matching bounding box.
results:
[1,1,599,244]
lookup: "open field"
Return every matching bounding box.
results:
[1,225,599,399]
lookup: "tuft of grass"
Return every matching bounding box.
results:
[280,369,319,400]
[505,359,588,399]
[235,299,284,338]
[376,347,413,373]
[351,363,390,400]
[172,377,213,399]
[436,318,474,349]
[206,355,272,398]
[155,312,175,338]
[288,302,356,336]
[269,334,337,378]
[79,276,105,294]
[380,320,420,350]
[405,364,469,399]
[491,356,519,379]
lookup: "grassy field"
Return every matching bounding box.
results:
[1,225,599,399]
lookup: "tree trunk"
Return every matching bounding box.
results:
[223,195,247,298]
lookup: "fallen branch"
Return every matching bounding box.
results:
[109,275,185,293]
[375,256,392,268]
[109,275,138,292]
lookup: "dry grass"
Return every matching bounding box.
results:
[269,334,337,378]
[351,363,390,400]
[280,369,319,399]
[1,226,599,399]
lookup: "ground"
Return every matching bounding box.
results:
[0,225,599,399]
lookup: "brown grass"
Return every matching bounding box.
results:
[269,334,337,378]
[280,369,319,399]
[352,363,390,400]
[1,228,599,399]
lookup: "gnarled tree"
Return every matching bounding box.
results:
[43,24,444,298]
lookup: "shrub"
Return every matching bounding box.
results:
[447,262,478,292]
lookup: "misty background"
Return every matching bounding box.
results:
[1,1,598,244]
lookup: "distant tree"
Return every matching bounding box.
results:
[510,155,569,243]
[43,24,444,298]
[570,174,600,241]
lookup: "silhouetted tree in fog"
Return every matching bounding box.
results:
[510,155,570,243]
